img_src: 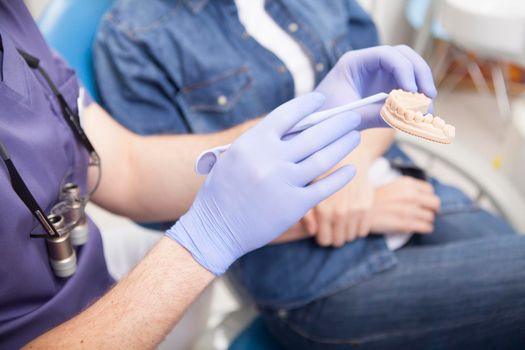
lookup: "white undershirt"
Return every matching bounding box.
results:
[234,0,315,96]
[234,0,411,250]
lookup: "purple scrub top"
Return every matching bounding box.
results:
[0,1,114,347]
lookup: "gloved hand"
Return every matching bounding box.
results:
[316,45,437,129]
[167,93,361,275]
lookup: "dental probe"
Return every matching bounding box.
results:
[195,92,389,175]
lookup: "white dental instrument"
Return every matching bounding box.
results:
[195,92,389,175]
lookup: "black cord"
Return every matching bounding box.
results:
[0,48,102,237]
[17,49,98,155]
[17,48,102,199]
[0,140,59,237]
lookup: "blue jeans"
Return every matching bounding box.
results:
[262,209,525,349]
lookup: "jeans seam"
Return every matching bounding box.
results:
[438,205,479,215]
[281,312,509,345]
[255,250,396,310]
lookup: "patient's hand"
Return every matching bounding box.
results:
[272,176,439,245]
[302,158,375,247]
[370,177,440,234]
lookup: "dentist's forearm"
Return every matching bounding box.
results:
[25,237,213,350]
[124,119,256,221]
[85,103,257,221]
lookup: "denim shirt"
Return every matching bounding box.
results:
[94,0,397,308]
[94,0,379,134]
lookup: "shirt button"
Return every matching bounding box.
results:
[217,95,228,106]
[277,65,287,74]
[315,63,325,72]
[277,309,288,318]
[288,22,299,33]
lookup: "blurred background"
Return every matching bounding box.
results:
[24,0,525,349]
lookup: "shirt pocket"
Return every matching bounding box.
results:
[48,67,81,117]
[45,67,83,181]
[181,65,253,114]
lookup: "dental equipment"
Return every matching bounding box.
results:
[195,92,389,175]
[195,90,456,175]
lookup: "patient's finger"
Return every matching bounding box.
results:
[418,225,434,234]
[358,210,372,238]
[403,176,434,194]
[414,181,435,194]
[333,216,347,247]
[407,220,434,234]
[390,203,434,224]
[416,193,441,212]
[383,207,434,234]
[371,210,432,234]
[412,207,435,223]
[316,210,334,247]
[347,215,359,241]
[303,210,318,236]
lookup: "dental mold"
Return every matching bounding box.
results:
[380,89,455,144]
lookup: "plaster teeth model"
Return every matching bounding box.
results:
[380,89,455,144]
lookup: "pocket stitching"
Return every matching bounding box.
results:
[0,64,32,107]
[182,65,249,93]
[182,65,253,113]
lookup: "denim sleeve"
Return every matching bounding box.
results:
[93,21,189,135]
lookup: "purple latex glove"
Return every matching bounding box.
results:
[167,93,361,275]
[316,45,437,130]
